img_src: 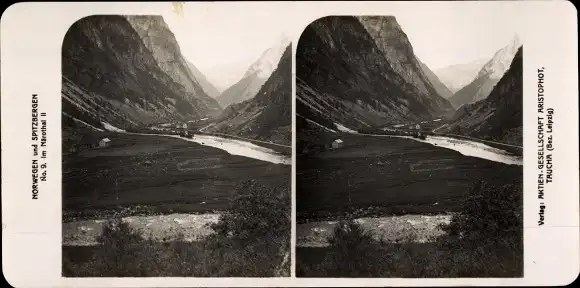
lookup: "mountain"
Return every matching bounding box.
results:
[449,36,522,108]
[443,47,523,146]
[356,16,455,108]
[434,58,488,93]
[186,59,221,98]
[125,16,222,116]
[216,36,290,108]
[206,45,292,146]
[295,16,454,136]
[61,15,222,133]
[417,58,453,99]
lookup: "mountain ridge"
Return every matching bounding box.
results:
[295,16,454,137]
[186,59,221,98]
[444,46,523,146]
[207,44,292,146]
[61,15,221,134]
[449,35,521,108]
[216,37,290,108]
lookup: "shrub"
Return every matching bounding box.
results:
[317,220,394,277]
[63,180,291,277]
[297,179,524,278]
[211,180,289,240]
[209,179,291,276]
[440,179,523,243]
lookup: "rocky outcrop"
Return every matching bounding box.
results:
[449,36,521,108]
[216,37,290,108]
[444,47,523,146]
[207,45,292,146]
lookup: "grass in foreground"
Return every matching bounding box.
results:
[63,180,290,277]
[297,180,523,278]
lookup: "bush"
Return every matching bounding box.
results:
[440,180,523,243]
[211,180,290,242]
[63,180,291,277]
[297,180,524,278]
[208,179,291,276]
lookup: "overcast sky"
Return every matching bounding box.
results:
[391,4,521,70]
[161,2,294,91]
[159,2,522,89]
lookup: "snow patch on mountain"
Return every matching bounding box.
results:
[244,36,291,79]
[479,35,521,79]
[334,123,357,133]
[101,122,126,132]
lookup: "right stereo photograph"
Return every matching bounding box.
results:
[295,15,524,277]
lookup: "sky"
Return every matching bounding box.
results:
[161,2,295,91]
[159,2,522,90]
[391,5,522,70]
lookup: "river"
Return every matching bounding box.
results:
[124,131,291,165]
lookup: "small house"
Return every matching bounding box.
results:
[332,139,344,149]
[415,124,421,130]
[99,137,111,148]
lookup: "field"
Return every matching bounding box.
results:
[63,132,290,221]
[296,133,523,222]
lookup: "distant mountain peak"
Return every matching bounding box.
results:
[511,33,521,47]
[449,37,522,107]
[243,37,291,79]
[479,35,522,79]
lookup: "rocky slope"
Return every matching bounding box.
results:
[449,36,521,108]
[357,16,455,107]
[62,15,221,133]
[418,58,453,99]
[296,16,454,135]
[206,45,292,146]
[125,16,222,116]
[434,58,488,93]
[216,37,290,108]
[186,59,221,98]
[443,47,523,146]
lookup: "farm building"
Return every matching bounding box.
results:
[332,139,344,149]
[98,137,111,147]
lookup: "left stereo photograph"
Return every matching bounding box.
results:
[61,12,292,277]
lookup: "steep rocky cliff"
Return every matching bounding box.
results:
[207,45,292,146]
[449,36,521,108]
[216,37,290,108]
[357,16,454,108]
[62,15,221,132]
[125,16,222,116]
[296,16,454,133]
[444,47,523,146]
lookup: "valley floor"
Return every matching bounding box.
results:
[296,132,523,277]
[63,133,290,220]
[297,133,522,221]
[63,132,291,277]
